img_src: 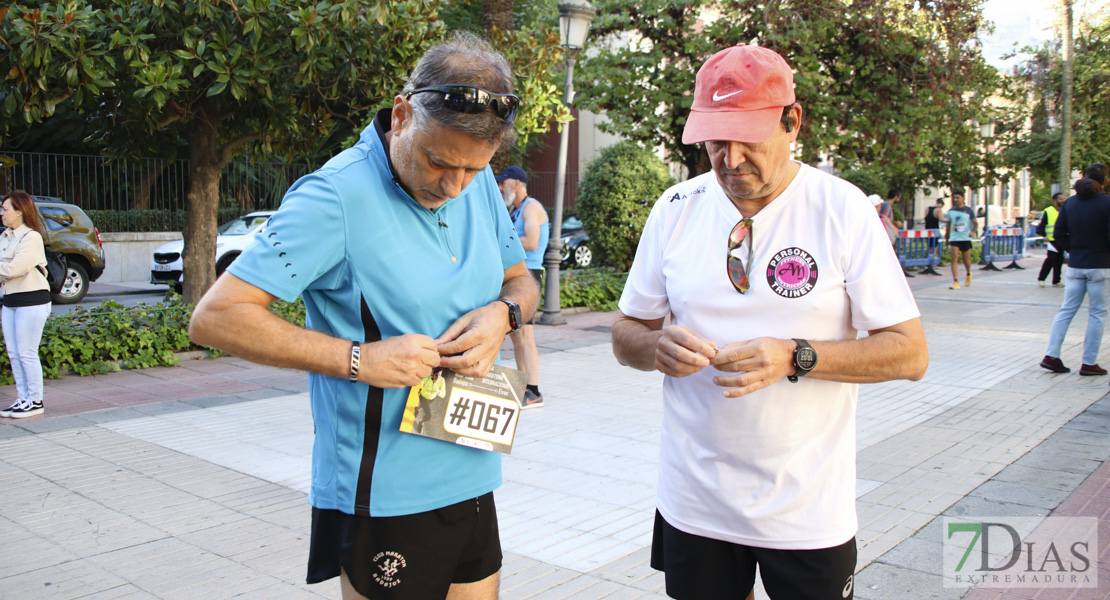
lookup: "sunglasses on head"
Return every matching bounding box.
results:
[727,218,753,294]
[405,84,520,123]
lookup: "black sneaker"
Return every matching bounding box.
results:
[6,400,43,418]
[520,389,544,410]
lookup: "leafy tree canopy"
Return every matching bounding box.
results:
[1000,13,1110,185]
[2,0,444,303]
[575,0,1001,194]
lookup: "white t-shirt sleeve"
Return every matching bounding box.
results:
[843,204,920,331]
[619,196,671,320]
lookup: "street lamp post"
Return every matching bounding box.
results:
[538,0,595,326]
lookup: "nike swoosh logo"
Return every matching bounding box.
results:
[713,89,742,101]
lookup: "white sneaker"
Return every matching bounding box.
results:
[0,399,23,418]
[1038,280,1046,288]
[3,399,43,418]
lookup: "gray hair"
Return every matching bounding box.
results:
[402,31,517,148]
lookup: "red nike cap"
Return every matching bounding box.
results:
[682,44,796,145]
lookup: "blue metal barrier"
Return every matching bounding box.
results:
[981,226,1026,271]
[1024,223,1045,251]
[896,229,943,276]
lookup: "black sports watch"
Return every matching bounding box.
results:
[788,338,817,383]
[498,299,522,333]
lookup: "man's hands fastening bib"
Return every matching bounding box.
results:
[654,325,796,398]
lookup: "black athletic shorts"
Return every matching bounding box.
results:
[306,492,502,599]
[949,240,972,252]
[650,511,857,600]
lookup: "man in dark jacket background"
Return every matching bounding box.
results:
[1039,163,1110,376]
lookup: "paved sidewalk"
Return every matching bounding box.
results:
[2,253,1109,599]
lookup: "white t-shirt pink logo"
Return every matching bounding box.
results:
[766,247,818,298]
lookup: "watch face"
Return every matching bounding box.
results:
[797,347,818,370]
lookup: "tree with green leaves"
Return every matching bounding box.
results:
[2,0,443,303]
[575,0,1000,194]
[1001,12,1110,192]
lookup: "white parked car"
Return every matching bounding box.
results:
[150,211,274,292]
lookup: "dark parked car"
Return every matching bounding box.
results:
[21,197,106,304]
[559,214,591,269]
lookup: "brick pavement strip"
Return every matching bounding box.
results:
[2,258,1110,599]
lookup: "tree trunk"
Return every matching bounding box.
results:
[182,119,222,305]
[1058,0,1073,195]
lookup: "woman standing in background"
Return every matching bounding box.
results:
[0,191,51,418]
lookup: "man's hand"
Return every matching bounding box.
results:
[436,302,509,377]
[362,334,441,388]
[710,337,796,398]
[655,326,718,377]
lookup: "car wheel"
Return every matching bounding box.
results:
[215,252,240,277]
[573,245,592,268]
[52,262,89,305]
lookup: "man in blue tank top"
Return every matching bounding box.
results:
[190,32,537,600]
[496,165,548,409]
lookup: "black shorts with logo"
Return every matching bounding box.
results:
[651,511,857,600]
[307,492,501,599]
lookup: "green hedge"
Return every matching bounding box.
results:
[86,208,259,233]
[549,269,628,312]
[6,299,200,383]
[3,272,625,383]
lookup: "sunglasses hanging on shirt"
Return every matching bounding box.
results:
[727,218,753,294]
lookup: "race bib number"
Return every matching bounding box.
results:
[955,222,968,233]
[399,366,528,454]
[443,390,518,447]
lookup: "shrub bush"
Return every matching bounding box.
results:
[0,296,308,385]
[575,142,674,271]
[550,269,628,312]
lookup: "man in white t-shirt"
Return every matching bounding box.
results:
[611,44,929,600]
